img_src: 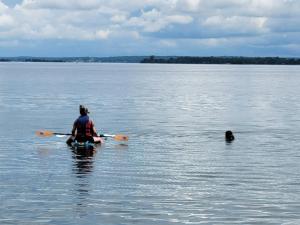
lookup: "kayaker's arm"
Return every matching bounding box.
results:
[71,122,77,136]
[92,122,98,137]
[67,122,77,146]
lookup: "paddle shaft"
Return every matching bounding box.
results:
[36,130,128,141]
[56,133,113,137]
[54,133,109,137]
[54,132,72,135]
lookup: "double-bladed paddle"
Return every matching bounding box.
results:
[35,130,129,141]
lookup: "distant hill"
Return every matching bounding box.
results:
[1,56,300,65]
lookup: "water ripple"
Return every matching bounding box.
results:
[1,63,300,224]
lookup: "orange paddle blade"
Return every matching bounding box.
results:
[114,134,129,141]
[35,130,54,137]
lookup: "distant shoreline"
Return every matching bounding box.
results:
[1,56,300,65]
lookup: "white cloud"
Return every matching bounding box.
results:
[20,0,101,10]
[126,8,192,32]
[202,16,268,35]
[0,0,299,56]
[95,29,110,39]
[0,1,8,11]
[110,14,127,23]
[175,0,201,12]
[0,14,15,28]
[167,15,193,24]
[2,0,299,39]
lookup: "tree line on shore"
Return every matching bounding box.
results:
[1,56,300,65]
[140,56,300,65]
[0,56,145,63]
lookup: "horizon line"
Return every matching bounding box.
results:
[1,55,300,59]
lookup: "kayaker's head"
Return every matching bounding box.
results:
[225,130,235,142]
[79,105,89,116]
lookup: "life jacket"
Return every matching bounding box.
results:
[74,115,94,141]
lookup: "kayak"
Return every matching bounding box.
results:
[70,137,104,150]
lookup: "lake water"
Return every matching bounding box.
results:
[0,62,300,224]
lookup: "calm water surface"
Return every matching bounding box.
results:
[0,63,300,224]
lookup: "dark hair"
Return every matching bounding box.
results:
[225,130,235,142]
[79,105,88,116]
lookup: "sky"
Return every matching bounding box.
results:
[0,0,299,57]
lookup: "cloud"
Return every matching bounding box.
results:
[20,0,101,10]
[110,14,127,23]
[0,0,299,56]
[126,8,193,32]
[0,14,15,28]
[0,1,8,11]
[202,16,268,36]
[95,29,110,39]
[266,18,300,33]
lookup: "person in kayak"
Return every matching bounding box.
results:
[66,105,101,145]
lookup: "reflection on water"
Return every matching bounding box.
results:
[71,148,96,216]
[72,148,96,175]
[112,143,129,150]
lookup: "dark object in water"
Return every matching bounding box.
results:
[225,130,235,142]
